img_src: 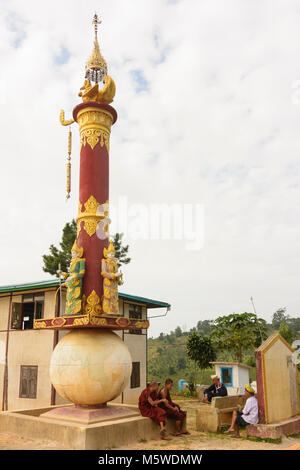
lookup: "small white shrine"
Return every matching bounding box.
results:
[210,362,252,395]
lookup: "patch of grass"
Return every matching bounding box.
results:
[286,433,300,439]
[138,438,147,443]
[248,436,281,444]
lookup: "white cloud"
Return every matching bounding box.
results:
[1,0,300,336]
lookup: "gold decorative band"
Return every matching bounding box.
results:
[77,106,113,152]
[33,315,149,330]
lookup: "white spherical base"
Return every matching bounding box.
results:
[50,329,132,405]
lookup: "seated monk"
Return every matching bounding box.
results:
[203,375,227,403]
[138,381,171,440]
[159,379,190,436]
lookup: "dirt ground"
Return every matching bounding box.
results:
[0,399,300,450]
[118,399,300,451]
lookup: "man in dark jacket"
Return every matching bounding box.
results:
[203,375,227,403]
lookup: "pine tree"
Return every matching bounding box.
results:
[42,221,131,277]
[42,220,77,276]
[112,233,131,268]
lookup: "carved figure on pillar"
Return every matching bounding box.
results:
[101,241,123,315]
[58,240,85,315]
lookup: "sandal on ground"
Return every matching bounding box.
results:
[225,429,235,434]
[231,434,241,438]
[181,431,191,435]
[160,431,172,441]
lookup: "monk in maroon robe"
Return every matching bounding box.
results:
[159,379,190,436]
[138,381,171,440]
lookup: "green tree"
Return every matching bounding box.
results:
[175,326,182,337]
[279,321,294,344]
[42,220,131,277]
[186,333,216,385]
[210,312,267,363]
[272,307,288,330]
[42,220,77,276]
[177,357,186,369]
[288,317,300,335]
[196,320,213,335]
[166,334,175,344]
[112,233,131,268]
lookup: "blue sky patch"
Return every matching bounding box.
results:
[131,69,149,93]
[6,11,26,48]
[55,46,71,65]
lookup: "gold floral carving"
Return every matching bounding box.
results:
[73,315,90,326]
[80,128,110,152]
[77,195,106,237]
[90,316,108,326]
[103,299,110,314]
[34,320,47,329]
[84,290,102,315]
[77,107,113,153]
[135,320,150,329]
[77,108,113,132]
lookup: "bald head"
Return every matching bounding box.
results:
[148,381,158,392]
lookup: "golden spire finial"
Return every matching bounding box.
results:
[85,13,107,83]
[92,13,101,38]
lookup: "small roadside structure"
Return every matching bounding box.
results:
[210,362,252,395]
[247,333,300,441]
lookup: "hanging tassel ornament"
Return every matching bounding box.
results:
[66,127,72,199]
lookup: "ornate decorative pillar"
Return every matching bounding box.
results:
[34,14,149,333]
[74,101,117,316]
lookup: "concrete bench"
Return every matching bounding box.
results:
[196,395,247,433]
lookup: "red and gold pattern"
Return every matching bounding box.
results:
[34,316,149,331]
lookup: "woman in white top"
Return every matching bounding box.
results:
[226,384,258,438]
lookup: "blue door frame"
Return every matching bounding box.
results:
[220,367,233,387]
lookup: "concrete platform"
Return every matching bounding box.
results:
[247,415,300,441]
[0,403,178,449]
[40,404,139,425]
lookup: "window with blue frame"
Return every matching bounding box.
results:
[221,367,233,387]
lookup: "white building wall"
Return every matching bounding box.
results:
[237,367,250,394]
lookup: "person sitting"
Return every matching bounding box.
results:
[158,379,190,436]
[203,375,228,403]
[226,384,258,438]
[138,381,171,440]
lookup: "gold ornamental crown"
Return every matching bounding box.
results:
[71,239,84,258]
[103,241,115,258]
[85,13,107,83]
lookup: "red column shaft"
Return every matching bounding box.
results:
[73,101,117,308]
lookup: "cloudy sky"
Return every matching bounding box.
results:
[1,0,300,337]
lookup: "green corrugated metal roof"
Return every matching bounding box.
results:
[0,280,170,309]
